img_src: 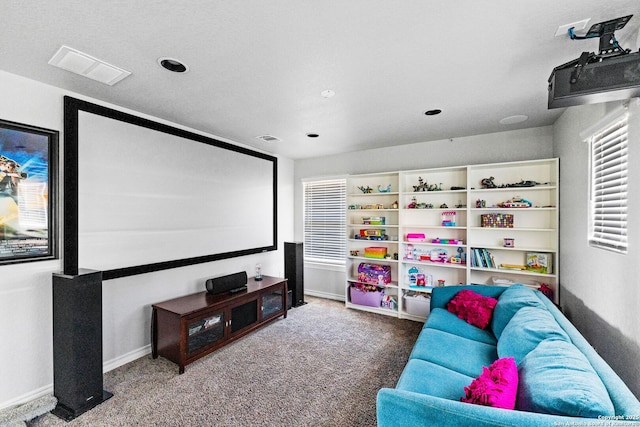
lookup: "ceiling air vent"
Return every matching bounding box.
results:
[255,135,282,143]
[48,45,131,86]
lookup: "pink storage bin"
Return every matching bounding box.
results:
[406,233,426,242]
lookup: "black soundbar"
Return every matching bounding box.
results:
[205,271,248,295]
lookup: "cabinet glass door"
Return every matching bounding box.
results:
[261,290,284,319]
[187,312,225,354]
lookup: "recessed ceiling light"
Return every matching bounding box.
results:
[499,115,529,125]
[321,90,335,98]
[424,109,442,116]
[306,133,320,138]
[158,57,189,73]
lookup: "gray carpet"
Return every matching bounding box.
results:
[29,297,422,427]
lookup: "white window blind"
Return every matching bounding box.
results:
[303,178,346,263]
[588,113,628,253]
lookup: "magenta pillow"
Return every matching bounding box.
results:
[461,357,518,409]
[447,290,498,329]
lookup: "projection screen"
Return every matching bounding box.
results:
[63,97,277,280]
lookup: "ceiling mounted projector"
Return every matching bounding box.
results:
[548,15,640,109]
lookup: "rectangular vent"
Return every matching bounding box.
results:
[255,135,282,143]
[48,45,131,86]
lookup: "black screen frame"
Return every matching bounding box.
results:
[63,96,277,280]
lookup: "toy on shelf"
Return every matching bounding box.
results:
[355,229,388,240]
[441,211,457,226]
[480,177,547,189]
[481,177,497,188]
[378,184,392,193]
[412,177,443,192]
[407,196,435,209]
[362,216,385,225]
[476,199,487,208]
[498,196,532,208]
[381,295,397,310]
[357,263,392,285]
[481,213,514,228]
[357,185,373,194]
[407,233,426,242]
[429,248,448,263]
[407,266,433,287]
[364,247,387,259]
[431,238,463,245]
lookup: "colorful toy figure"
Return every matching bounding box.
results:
[378,184,392,193]
[357,185,373,193]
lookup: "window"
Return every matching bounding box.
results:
[303,178,346,263]
[587,112,628,253]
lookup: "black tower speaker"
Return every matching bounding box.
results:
[52,269,112,421]
[285,241,305,307]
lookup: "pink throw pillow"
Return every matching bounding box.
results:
[461,357,518,409]
[447,290,498,329]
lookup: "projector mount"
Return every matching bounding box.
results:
[565,15,634,84]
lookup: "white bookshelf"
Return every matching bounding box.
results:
[345,159,559,321]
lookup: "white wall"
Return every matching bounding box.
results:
[294,126,554,299]
[553,99,640,397]
[0,70,294,408]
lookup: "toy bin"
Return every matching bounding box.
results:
[350,287,384,308]
[403,293,431,317]
[357,263,392,284]
[364,247,387,258]
[481,213,514,228]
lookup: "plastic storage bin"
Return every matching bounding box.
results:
[364,247,387,258]
[403,293,431,317]
[350,287,384,308]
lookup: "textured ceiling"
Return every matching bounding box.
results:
[1,1,639,159]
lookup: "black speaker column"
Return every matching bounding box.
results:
[52,269,112,421]
[285,241,305,307]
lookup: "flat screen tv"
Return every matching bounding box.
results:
[63,97,277,280]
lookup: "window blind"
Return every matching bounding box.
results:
[303,179,346,263]
[589,113,628,253]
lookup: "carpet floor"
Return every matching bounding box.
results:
[29,296,422,427]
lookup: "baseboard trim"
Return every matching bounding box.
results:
[0,345,152,411]
[103,345,152,373]
[0,384,53,411]
[305,290,345,302]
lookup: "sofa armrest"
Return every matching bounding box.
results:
[430,285,506,311]
[377,388,630,427]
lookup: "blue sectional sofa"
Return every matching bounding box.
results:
[377,284,640,426]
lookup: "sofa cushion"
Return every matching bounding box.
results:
[491,285,547,339]
[516,339,615,417]
[461,357,518,410]
[426,308,497,345]
[410,328,498,378]
[396,358,475,400]
[497,306,570,364]
[447,290,498,329]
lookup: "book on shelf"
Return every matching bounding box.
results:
[526,252,553,274]
[471,248,496,268]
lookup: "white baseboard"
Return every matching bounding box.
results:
[0,384,52,411]
[103,345,152,373]
[0,345,152,411]
[304,290,345,302]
